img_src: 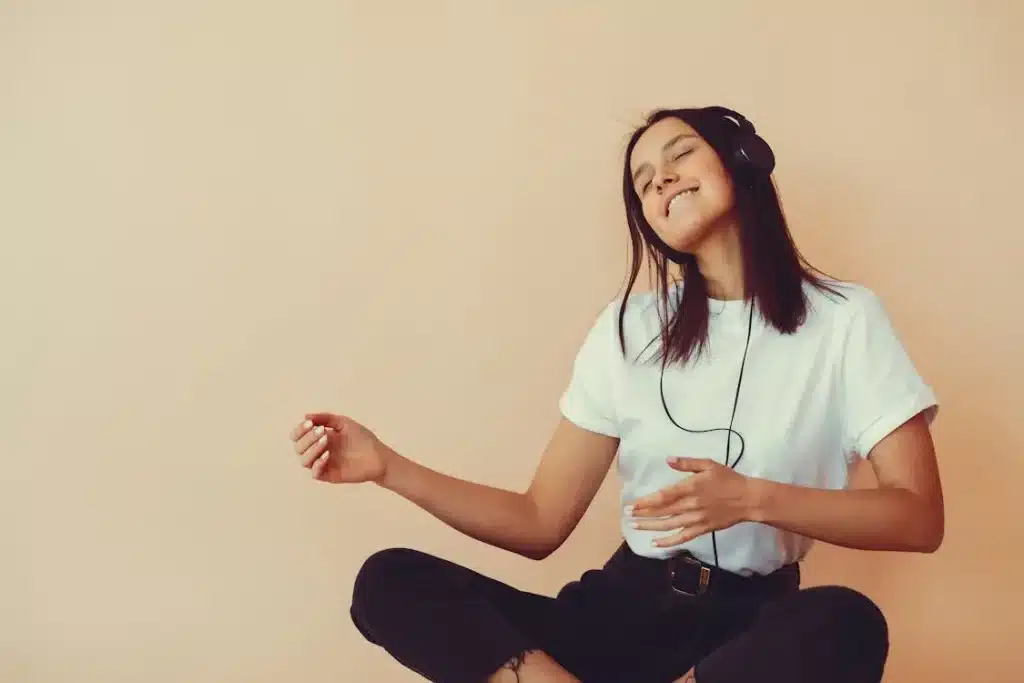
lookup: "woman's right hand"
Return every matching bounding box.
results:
[290,412,389,484]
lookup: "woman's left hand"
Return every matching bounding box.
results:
[627,457,758,548]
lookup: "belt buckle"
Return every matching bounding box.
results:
[669,553,711,597]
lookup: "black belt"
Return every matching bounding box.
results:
[607,543,800,602]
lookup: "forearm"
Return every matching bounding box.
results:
[377,444,555,559]
[747,480,944,553]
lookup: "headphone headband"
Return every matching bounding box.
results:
[704,106,756,134]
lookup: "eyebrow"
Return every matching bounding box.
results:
[631,133,697,185]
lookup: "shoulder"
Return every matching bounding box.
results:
[803,279,924,384]
[803,278,895,332]
[597,284,673,360]
[574,283,669,333]
[806,279,939,454]
[566,285,670,368]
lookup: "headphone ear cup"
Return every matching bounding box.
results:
[702,106,776,174]
[734,132,775,173]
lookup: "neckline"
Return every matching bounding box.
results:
[666,280,755,327]
[708,295,748,309]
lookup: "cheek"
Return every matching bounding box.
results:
[638,200,671,235]
[642,202,662,228]
[700,174,735,212]
[716,183,735,207]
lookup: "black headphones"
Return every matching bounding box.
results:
[704,106,776,174]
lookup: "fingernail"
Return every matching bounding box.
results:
[318,435,327,445]
[629,521,639,529]
[315,426,325,435]
[623,505,634,515]
[303,420,312,429]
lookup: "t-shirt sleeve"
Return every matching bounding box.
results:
[558,300,622,438]
[839,290,938,460]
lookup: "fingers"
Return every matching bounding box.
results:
[292,422,320,452]
[628,508,708,547]
[652,525,705,548]
[302,438,330,469]
[631,464,709,513]
[301,431,329,468]
[630,510,704,533]
[628,496,708,547]
[290,414,347,481]
[290,418,335,444]
[629,488,674,512]
[667,457,715,473]
[311,450,331,479]
[629,483,698,517]
[304,412,346,431]
[293,423,330,468]
[290,419,314,442]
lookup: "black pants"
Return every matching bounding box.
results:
[349,543,889,683]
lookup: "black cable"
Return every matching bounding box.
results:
[658,301,755,567]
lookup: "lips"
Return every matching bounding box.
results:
[664,186,699,216]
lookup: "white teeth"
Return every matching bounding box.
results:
[668,188,697,213]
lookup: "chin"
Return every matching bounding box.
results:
[656,220,712,254]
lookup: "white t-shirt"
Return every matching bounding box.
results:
[559,279,938,576]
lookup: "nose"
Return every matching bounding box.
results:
[654,168,679,194]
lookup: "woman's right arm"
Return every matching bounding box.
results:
[378,418,619,560]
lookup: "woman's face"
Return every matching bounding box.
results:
[629,117,736,254]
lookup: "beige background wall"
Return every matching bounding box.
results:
[2,1,1021,681]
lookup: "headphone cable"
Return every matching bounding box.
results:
[658,300,755,567]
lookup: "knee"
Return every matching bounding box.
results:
[803,586,889,667]
[349,547,428,642]
[809,586,888,640]
[352,547,424,604]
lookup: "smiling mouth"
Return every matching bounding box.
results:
[666,187,699,216]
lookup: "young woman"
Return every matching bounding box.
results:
[289,106,944,683]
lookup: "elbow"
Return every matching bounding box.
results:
[518,525,567,561]
[887,488,944,553]
[516,495,568,561]
[522,548,552,562]
[917,522,944,554]
[910,509,945,554]
[521,537,563,561]
[913,533,943,554]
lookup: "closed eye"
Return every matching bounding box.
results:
[635,146,693,195]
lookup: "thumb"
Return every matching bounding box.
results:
[305,412,348,431]
[668,456,714,473]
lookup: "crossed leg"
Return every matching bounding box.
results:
[351,548,888,683]
[686,585,889,683]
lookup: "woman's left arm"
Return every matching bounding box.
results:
[747,411,945,553]
[630,411,944,553]
[631,289,944,553]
